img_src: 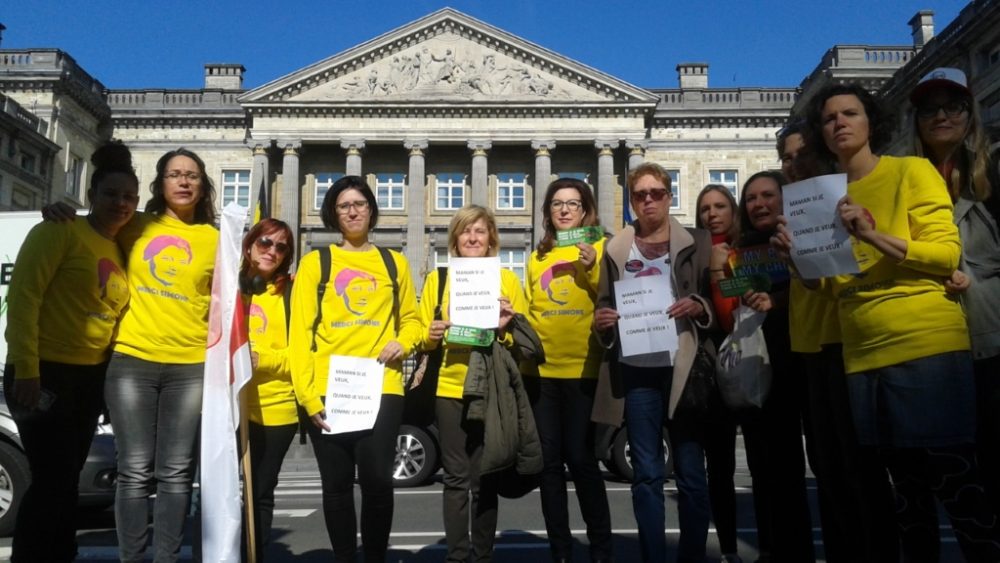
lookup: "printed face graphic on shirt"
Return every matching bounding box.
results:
[248,303,267,335]
[142,235,193,287]
[97,258,128,306]
[334,268,377,316]
[540,261,577,306]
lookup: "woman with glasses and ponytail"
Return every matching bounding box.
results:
[592,163,714,563]
[240,218,296,562]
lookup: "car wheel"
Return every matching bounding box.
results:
[610,427,672,482]
[393,424,438,487]
[0,441,31,537]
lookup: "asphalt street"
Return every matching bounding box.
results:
[0,440,964,562]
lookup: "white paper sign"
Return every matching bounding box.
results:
[783,173,860,279]
[613,276,677,358]
[324,356,384,434]
[448,256,501,329]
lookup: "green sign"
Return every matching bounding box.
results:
[556,226,604,247]
[445,325,495,347]
[718,273,772,298]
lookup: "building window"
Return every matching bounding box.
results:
[667,169,681,210]
[434,248,450,267]
[436,173,466,210]
[315,172,343,210]
[376,173,405,210]
[496,173,526,210]
[67,156,84,199]
[709,169,739,197]
[499,248,526,281]
[221,170,251,207]
[19,152,36,174]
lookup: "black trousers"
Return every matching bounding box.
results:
[306,394,402,563]
[524,377,612,561]
[247,420,297,562]
[4,362,106,563]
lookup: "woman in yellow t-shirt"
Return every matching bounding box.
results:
[240,218,296,561]
[104,148,219,563]
[416,204,526,562]
[289,176,421,562]
[521,179,612,562]
[4,142,138,562]
[778,82,1000,558]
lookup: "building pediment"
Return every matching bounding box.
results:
[239,8,656,109]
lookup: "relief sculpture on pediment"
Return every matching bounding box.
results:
[311,39,597,102]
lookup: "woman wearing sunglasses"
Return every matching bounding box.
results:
[592,162,714,563]
[240,218,296,561]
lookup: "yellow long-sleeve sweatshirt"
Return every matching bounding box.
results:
[246,283,297,426]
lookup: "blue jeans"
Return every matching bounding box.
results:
[623,367,668,563]
[668,419,712,563]
[104,353,203,563]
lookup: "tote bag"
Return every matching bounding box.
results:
[715,306,772,410]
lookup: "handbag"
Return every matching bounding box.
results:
[402,267,447,427]
[674,338,719,418]
[715,306,772,410]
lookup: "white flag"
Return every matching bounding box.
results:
[201,203,252,562]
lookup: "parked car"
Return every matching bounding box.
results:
[0,387,117,537]
[392,357,441,487]
[597,423,673,482]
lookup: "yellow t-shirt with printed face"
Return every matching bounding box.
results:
[831,156,969,373]
[523,239,604,379]
[113,213,218,363]
[289,245,422,417]
[6,218,129,379]
[418,267,527,399]
[246,283,297,426]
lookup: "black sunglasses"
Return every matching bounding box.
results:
[255,236,290,254]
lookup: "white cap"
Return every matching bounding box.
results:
[911,67,971,103]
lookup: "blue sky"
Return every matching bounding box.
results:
[2,0,970,90]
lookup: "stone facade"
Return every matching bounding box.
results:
[2,5,996,285]
[0,92,60,210]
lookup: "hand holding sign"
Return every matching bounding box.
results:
[783,173,859,279]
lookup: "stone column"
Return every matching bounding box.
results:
[251,144,270,215]
[404,139,428,283]
[468,140,492,207]
[626,140,647,171]
[279,141,302,269]
[342,140,365,177]
[595,140,617,228]
[531,140,555,245]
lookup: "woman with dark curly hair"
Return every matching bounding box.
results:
[776,82,1000,561]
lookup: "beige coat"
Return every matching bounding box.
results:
[591,218,714,424]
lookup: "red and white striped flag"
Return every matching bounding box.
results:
[201,202,253,562]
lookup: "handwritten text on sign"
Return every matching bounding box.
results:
[448,256,501,329]
[613,276,677,358]
[783,173,859,279]
[324,355,383,434]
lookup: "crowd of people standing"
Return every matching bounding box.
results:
[3,66,999,563]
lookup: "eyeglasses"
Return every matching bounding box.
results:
[630,188,670,202]
[164,171,202,182]
[916,100,969,120]
[254,236,290,254]
[335,200,370,214]
[550,199,583,212]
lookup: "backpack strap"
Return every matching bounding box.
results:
[310,246,332,352]
[377,246,400,331]
[434,266,447,321]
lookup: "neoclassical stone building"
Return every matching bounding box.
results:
[2,5,996,284]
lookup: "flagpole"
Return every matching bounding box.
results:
[240,384,257,563]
